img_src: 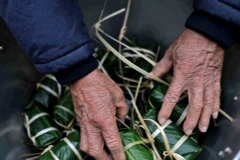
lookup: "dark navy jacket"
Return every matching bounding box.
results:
[1,0,240,85]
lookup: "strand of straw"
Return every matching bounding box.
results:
[143,118,173,160]
[219,109,233,122]
[134,77,143,102]
[131,100,162,160]
[99,28,157,66]
[119,0,131,41]
[116,117,130,128]
[95,27,168,86]
[131,77,143,127]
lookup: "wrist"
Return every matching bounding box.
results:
[182,28,221,47]
[177,28,224,54]
[68,68,100,89]
[54,56,98,85]
[185,11,239,49]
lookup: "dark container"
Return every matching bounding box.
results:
[0,0,239,159]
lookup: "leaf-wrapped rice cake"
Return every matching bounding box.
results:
[143,108,202,160]
[53,90,75,129]
[33,75,62,108]
[24,104,61,148]
[120,129,154,160]
[40,130,86,160]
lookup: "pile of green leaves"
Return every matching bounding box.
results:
[53,90,75,129]
[24,39,203,160]
[40,130,86,160]
[24,103,61,148]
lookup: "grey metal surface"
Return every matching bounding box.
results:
[79,0,193,56]
[0,19,42,160]
[195,44,240,160]
[0,0,239,159]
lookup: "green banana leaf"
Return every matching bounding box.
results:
[33,75,62,108]
[148,84,203,141]
[190,130,202,144]
[24,104,61,148]
[138,87,153,114]
[148,83,188,124]
[40,130,86,160]
[95,49,118,68]
[143,108,202,160]
[53,90,75,129]
[115,57,153,82]
[95,49,118,75]
[115,42,157,83]
[120,129,154,160]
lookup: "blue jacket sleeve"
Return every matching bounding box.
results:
[0,0,98,84]
[185,0,240,49]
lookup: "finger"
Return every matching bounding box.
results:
[198,86,214,132]
[212,75,221,119]
[87,125,109,160]
[116,101,129,121]
[150,49,173,77]
[158,77,185,125]
[101,119,125,160]
[79,127,89,153]
[77,109,88,153]
[183,85,204,135]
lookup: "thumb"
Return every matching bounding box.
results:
[150,50,173,77]
[116,101,129,121]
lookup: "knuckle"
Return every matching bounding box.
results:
[118,88,124,96]
[201,113,211,121]
[165,93,178,105]
[113,91,125,102]
[88,148,101,157]
[123,108,129,115]
[118,108,129,117]
[80,143,88,153]
[107,140,121,151]
[184,119,197,128]
[191,104,203,112]
[200,118,210,126]
[88,117,98,125]
[100,118,113,128]
[214,104,220,110]
[122,102,129,111]
[204,100,214,107]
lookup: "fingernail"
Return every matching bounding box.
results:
[186,129,193,136]
[213,112,219,119]
[200,126,207,132]
[159,118,166,125]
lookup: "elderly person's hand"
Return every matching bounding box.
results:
[151,29,224,135]
[68,69,128,160]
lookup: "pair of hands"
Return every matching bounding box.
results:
[68,29,224,160]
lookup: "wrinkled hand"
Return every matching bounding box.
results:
[68,69,128,160]
[151,29,224,135]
